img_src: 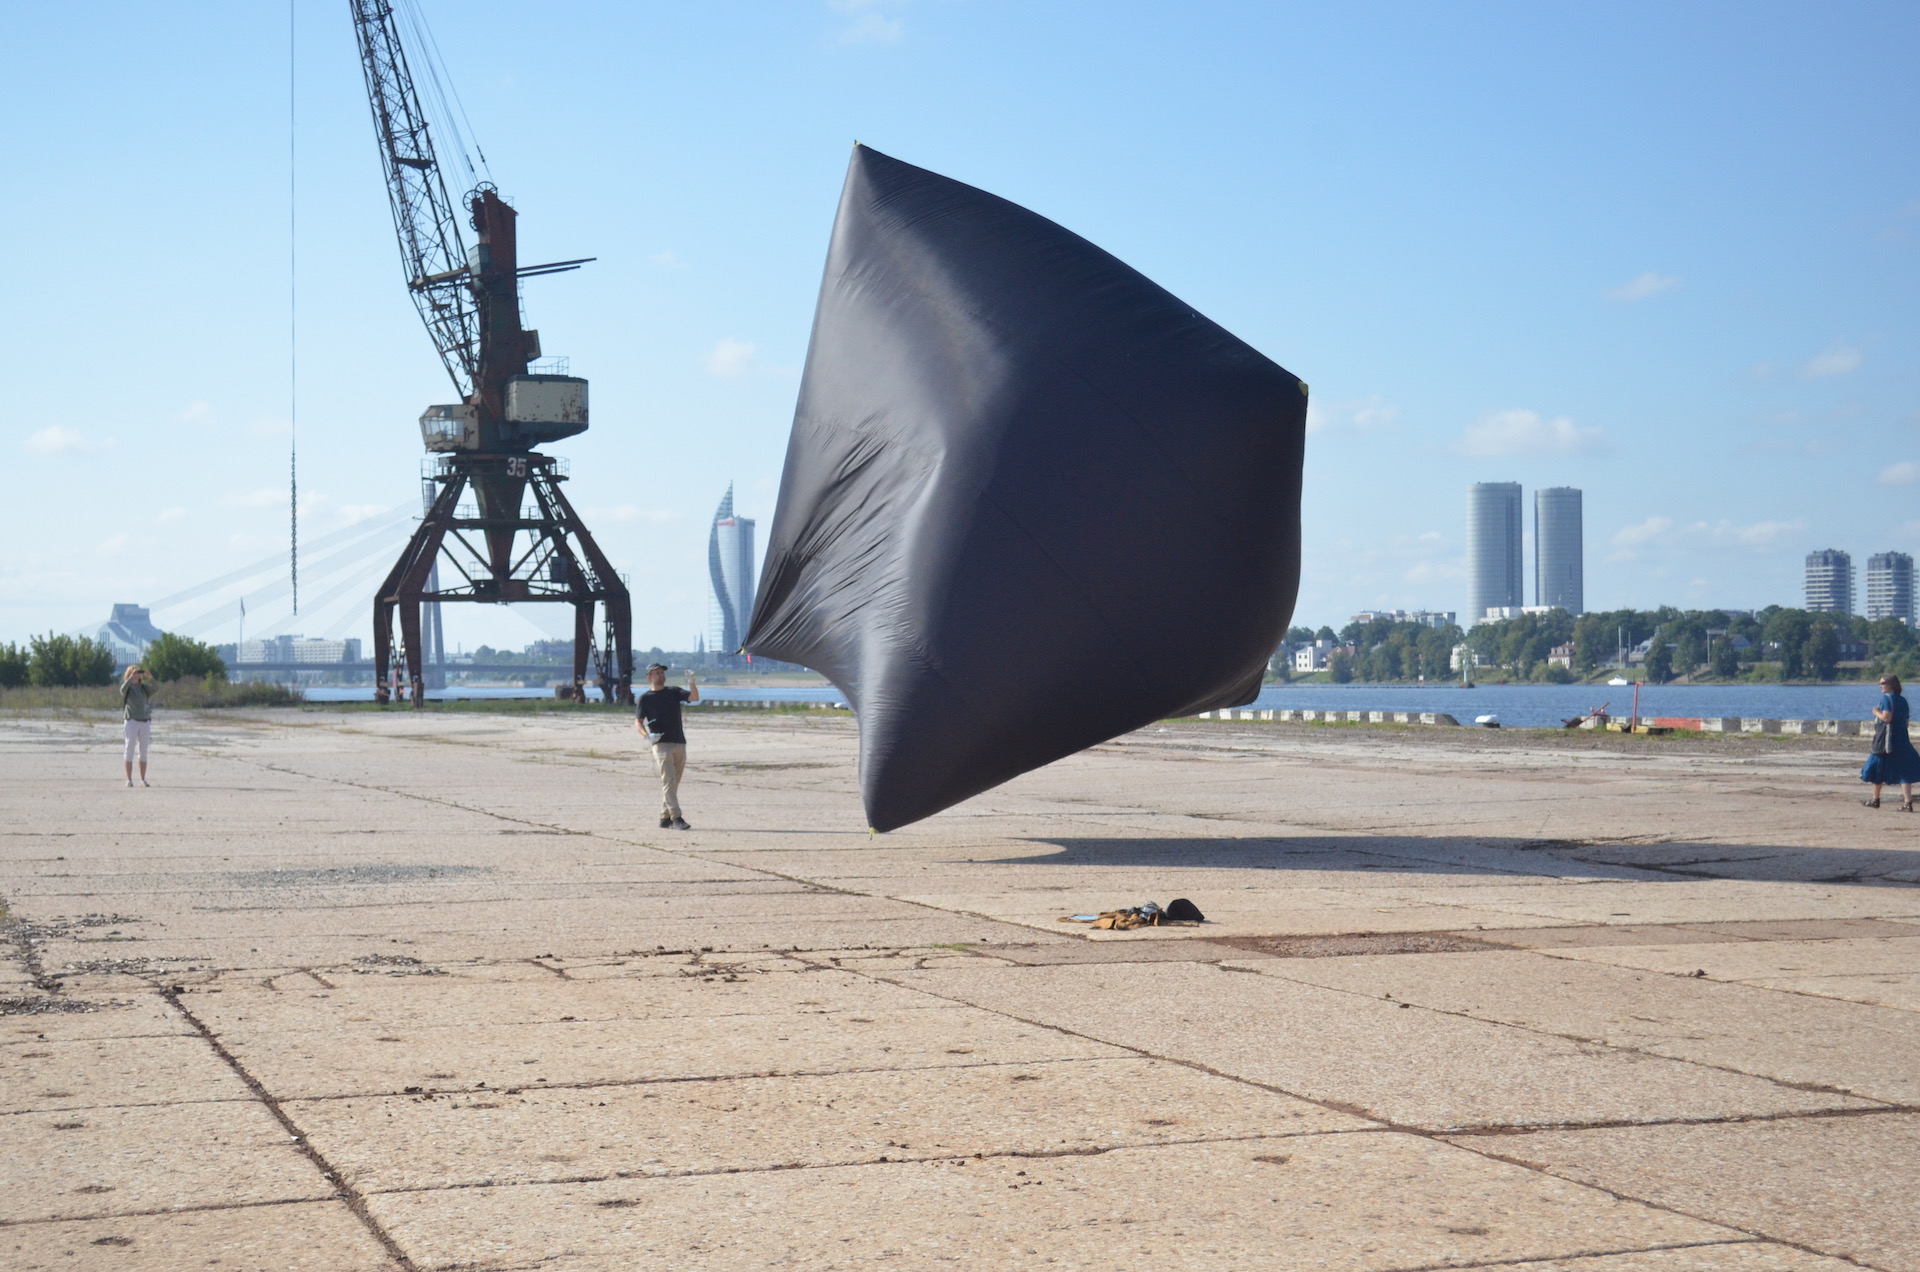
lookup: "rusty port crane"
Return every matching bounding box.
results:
[351,0,632,705]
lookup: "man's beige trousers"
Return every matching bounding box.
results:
[650,741,687,817]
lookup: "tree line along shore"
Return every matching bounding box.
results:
[1274,606,1917,686]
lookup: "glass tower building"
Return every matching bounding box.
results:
[708,484,756,658]
[1804,548,1854,615]
[1534,487,1583,615]
[1466,482,1523,623]
[1866,551,1914,624]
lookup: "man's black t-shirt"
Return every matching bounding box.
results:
[638,686,691,744]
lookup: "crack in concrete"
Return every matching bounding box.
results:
[156,986,414,1272]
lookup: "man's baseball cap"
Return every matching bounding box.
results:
[645,662,669,673]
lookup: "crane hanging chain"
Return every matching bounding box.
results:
[350,0,479,397]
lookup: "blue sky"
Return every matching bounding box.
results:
[3,1,1915,652]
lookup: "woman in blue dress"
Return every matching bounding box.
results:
[1862,673,1919,811]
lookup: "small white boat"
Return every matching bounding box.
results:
[1606,676,1629,686]
[1474,713,1501,727]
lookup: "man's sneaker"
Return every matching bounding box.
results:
[659,814,673,828]
[671,817,692,831]
[125,779,134,788]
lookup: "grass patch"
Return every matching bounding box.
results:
[0,679,303,712]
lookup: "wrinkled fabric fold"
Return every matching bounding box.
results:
[745,145,1307,831]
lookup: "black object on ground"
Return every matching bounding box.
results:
[744,145,1308,831]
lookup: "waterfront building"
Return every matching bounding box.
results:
[1479,605,1560,624]
[1804,549,1854,615]
[708,484,757,659]
[1350,610,1457,629]
[1534,487,1583,615]
[94,603,166,666]
[235,635,362,664]
[1467,482,1523,626]
[1866,552,1915,624]
[1292,639,1335,672]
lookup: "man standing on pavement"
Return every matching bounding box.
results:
[636,662,699,829]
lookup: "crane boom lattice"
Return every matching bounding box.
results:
[350,0,478,396]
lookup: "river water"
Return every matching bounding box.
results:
[1249,683,1887,729]
[303,681,1889,729]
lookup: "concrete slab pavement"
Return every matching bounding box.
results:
[5,708,1919,1270]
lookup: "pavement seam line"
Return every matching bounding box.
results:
[1446,1139,1883,1270]
[351,1127,1363,1197]
[1373,1238,1778,1272]
[1229,955,1905,1107]
[808,956,1402,1130]
[0,1193,389,1232]
[156,985,417,1272]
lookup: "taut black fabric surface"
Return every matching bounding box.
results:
[744,146,1307,831]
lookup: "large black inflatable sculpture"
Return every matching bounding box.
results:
[744,145,1307,831]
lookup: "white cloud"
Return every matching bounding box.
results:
[1456,409,1609,457]
[1608,514,1802,563]
[1306,395,1399,435]
[156,507,187,525]
[839,12,904,42]
[175,401,214,425]
[705,338,759,378]
[647,251,687,270]
[831,1,907,44]
[335,504,391,525]
[1803,345,1863,378]
[1604,272,1678,302]
[1613,516,1674,549]
[1703,517,1802,548]
[1876,460,1919,486]
[25,425,99,454]
[97,532,131,555]
[221,487,289,510]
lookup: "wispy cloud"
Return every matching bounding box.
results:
[1803,345,1863,378]
[1456,409,1609,457]
[175,401,215,425]
[647,251,687,270]
[25,425,102,454]
[335,504,392,525]
[1305,395,1399,436]
[221,487,288,510]
[1604,272,1678,302]
[705,338,759,378]
[156,507,187,525]
[1608,515,1803,562]
[97,532,131,555]
[1705,517,1802,548]
[1878,460,1920,486]
[1612,516,1674,549]
[832,0,905,43]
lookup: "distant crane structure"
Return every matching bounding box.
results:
[350,0,632,705]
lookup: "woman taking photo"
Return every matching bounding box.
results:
[121,664,154,787]
[1862,673,1918,811]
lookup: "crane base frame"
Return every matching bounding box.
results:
[373,452,632,707]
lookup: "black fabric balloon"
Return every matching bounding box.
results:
[744,145,1306,831]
